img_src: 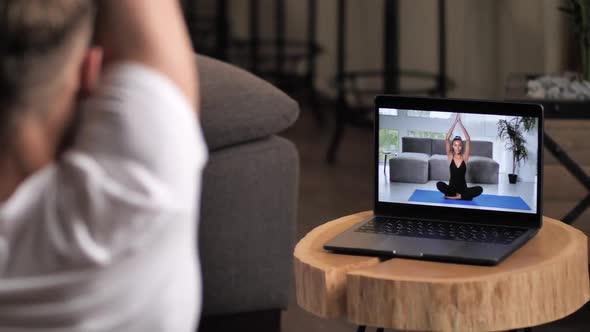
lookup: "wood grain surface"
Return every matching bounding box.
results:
[294,211,380,318]
[294,211,590,331]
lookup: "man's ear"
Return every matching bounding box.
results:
[79,46,103,97]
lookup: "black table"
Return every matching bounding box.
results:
[537,100,590,224]
[327,0,449,163]
[184,0,324,125]
[506,71,590,224]
[244,0,324,125]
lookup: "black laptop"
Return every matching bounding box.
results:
[324,96,544,265]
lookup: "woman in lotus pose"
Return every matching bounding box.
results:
[436,114,483,200]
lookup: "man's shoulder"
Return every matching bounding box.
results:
[57,152,183,211]
[0,152,195,276]
[75,62,207,198]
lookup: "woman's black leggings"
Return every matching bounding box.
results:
[436,182,483,201]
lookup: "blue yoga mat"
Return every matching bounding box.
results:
[408,189,532,211]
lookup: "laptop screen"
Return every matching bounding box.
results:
[377,107,540,215]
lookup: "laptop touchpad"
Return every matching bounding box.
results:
[379,236,467,257]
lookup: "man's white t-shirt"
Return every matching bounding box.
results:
[0,64,207,331]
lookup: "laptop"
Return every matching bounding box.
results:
[324,96,544,265]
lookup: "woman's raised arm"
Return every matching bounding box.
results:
[458,117,471,162]
[446,114,459,158]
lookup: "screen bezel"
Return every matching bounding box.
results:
[374,95,544,229]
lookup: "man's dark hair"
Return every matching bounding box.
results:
[0,0,95,141]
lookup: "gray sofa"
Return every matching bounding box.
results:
[197,55,299,330]
[390,137,499,184]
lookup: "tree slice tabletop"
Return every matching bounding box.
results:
[294,211,590,331]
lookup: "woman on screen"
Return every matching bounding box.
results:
[436,113,483,201]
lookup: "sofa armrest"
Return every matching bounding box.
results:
[197,55,299,151]
[199,137,298,316]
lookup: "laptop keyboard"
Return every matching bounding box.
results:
[355,217,527,244]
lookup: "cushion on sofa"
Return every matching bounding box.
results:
[198,55,299,151]
[431,139,447,155]
[402,137,432,155]
[390,153,429,183]
[465,156,499,184]
[469,140,493,158]
[429,154,450,181]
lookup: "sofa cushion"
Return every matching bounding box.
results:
[429,154,450,181]
[466,156,499,184]
[389,152,429,183]
[431,139,447,155]
[469,140,493,158]
[198,55,299,151]
[402,137,432,155]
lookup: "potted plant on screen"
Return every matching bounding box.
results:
[497,117,536,184]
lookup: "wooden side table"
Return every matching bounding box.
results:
[294,211,590,331]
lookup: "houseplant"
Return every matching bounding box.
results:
[497,117,536,184]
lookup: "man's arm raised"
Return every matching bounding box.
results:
[94,1,198,111]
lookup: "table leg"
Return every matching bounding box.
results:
[437,0,447,97]
[544,133,590,224]
[182,0,198,48]
[355,326,384,332]
[327,0,347,163]
[249,0,260,74]
[275,0,286,84]
[384,155,388,175]
[383,0,399,94]
[215,0,228,61]
[307,0,324,126]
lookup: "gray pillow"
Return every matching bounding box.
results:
[402,137,432,155]
[431,139,447,155]
[198,55,299,151]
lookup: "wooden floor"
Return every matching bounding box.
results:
[280,104,590,332]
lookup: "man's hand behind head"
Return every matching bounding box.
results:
[0,0,97,116]
[94,1,198,110]
[0,0,100,196]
